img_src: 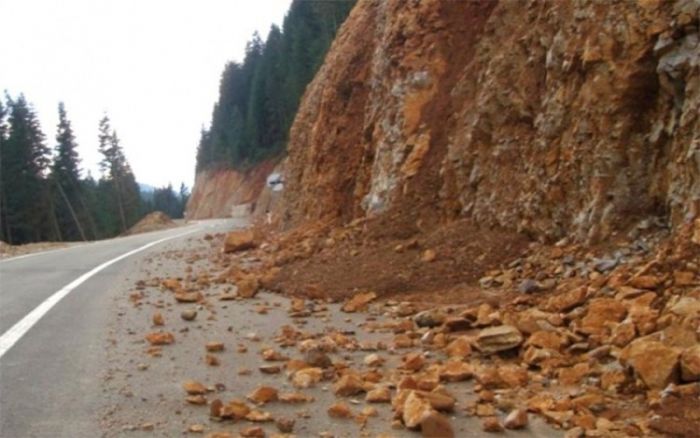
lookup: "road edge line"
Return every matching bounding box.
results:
[0,228,200,360]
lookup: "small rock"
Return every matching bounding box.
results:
[258,365,281,374]
[482,416,504,432]
[183,380,207,395]
[366,386,391,403]
[420,412,454,438]
[518,279,540,294]
[152,312,164,326]
[205,342,224,352]
[504,408,528,429]
[247,386,278,404]
[333,374,367,396]
[223,229,257,253]
[476,325,523,354]
[291,367,323,389]
[145,331,174,345]
[445,336,472,359]
[180,309,197,321]
[275,416,295,433]
[240,426,265,437]
[341,291,377,312]
[680,345,700,382]
[402,391,434,429]
[421,249,437,262]
[364,353,385,367]
[328,402,353,418]
[414,309,446,328]
[305,349,332,368]
[188,424,205,433]
[174,292,201,303]
[621,338,681,389]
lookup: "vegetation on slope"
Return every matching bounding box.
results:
[195,0,355,172]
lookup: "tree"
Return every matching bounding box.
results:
[0,94,53,244]
[50,102,89,241]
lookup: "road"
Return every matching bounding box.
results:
[0,219,238,438]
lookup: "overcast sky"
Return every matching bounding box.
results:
[0,0,291,188]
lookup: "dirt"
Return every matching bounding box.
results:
[0,240,71,260]
[126,211,177,235]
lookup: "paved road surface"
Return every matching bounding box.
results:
[0,219,238,438]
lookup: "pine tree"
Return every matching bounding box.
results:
[0,94,53,243]
[50,102,89,241]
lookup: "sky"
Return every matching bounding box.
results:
[0,0,292,189]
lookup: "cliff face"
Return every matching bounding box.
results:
[186,160,278,219]
[280,0,700,242]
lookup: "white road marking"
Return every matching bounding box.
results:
[0,228,201,360]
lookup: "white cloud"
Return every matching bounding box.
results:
[0,0,291,187]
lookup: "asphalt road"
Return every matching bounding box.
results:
[0,219,239,438]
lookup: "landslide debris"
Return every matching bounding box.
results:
[125,211,176,235]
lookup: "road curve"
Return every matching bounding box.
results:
[0,219,239,438]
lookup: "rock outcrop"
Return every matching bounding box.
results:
[279,0,700,242]
[186,160,278,219]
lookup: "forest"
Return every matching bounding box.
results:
[0,94,188,245]
[195,0,355,172]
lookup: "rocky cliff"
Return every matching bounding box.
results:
[186,160,278,219]
[279,0,699,242]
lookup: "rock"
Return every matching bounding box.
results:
[401,352,425,371]
[593,258,618,272]
[145,331,174,345]
[580,298,627,336]
[279,392,313,403]
[223,229,257,253]
[445,336,472,358]
[366,386,391,403]
[244,410,272,422]
[649,383,700,437]
[259,365,281,374]
[414,309,446,328]
[205,342,224,352]
[161,278,182,291]
[152,312,164,326]
[621,338,681,389]
[328,402,353,418]
[291,367,323,388]
[188,424,205,433]
[183,380,207,395]
[247,386,278,404]
[180,309,197,321]
[236,277,260,298]
[402,391,435,429]
[439,360,473,382]
[186,395,207,405]
[476,325,523,354]
[221,400,251,420]
[275,416,295,433]
[421,249,437,262]
[420,412,454,438]
[497,364,528,388]
[333,373,367,396]
[518,279,540,294]
[558,363,590,385]
[628,275,662,289]
[364,353,385,367]
[526,330,566,350]
[482,416,504,432]
[305,349,332,368]
[443,317,471,332]
[205,354,220,366]
[680,345,700,381]
[504,408,528,429]
[341,291,377,312]
[541,287,587,312]
[240,426,265,438]
[174,291,202,303]
[210,398,223,417]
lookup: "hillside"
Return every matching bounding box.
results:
[195,0,700,435]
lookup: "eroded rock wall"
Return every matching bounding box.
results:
[279,0,700,242]
[186,160,278,219]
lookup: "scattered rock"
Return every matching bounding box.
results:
[482,416,504,433]
[180,309,197,321]
[333,373,367,396]
[402,391,434,429]
[223,229,257,253]
[174,292,202,303]
[341,291,377,312]
[247,386,279,404]
[504,408,528,429]
[476,325,523,354]
[183,380,207,395]
[680,345,700,381]
[328,402,353,418]
[414,309,446,328]
[275,416,295,433]
[291,367,323,389]
[240,426,265,437]
[305,349,332,368]
[518,279,540,294]
[145,331,174,345]
[366,386,391,403]
[420,412,454,438]
[205,342,225,352]
[152,312,164,326]
[621,338,681,389]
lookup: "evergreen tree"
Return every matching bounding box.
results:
[0,94,53,243]
[50,102,90,241]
